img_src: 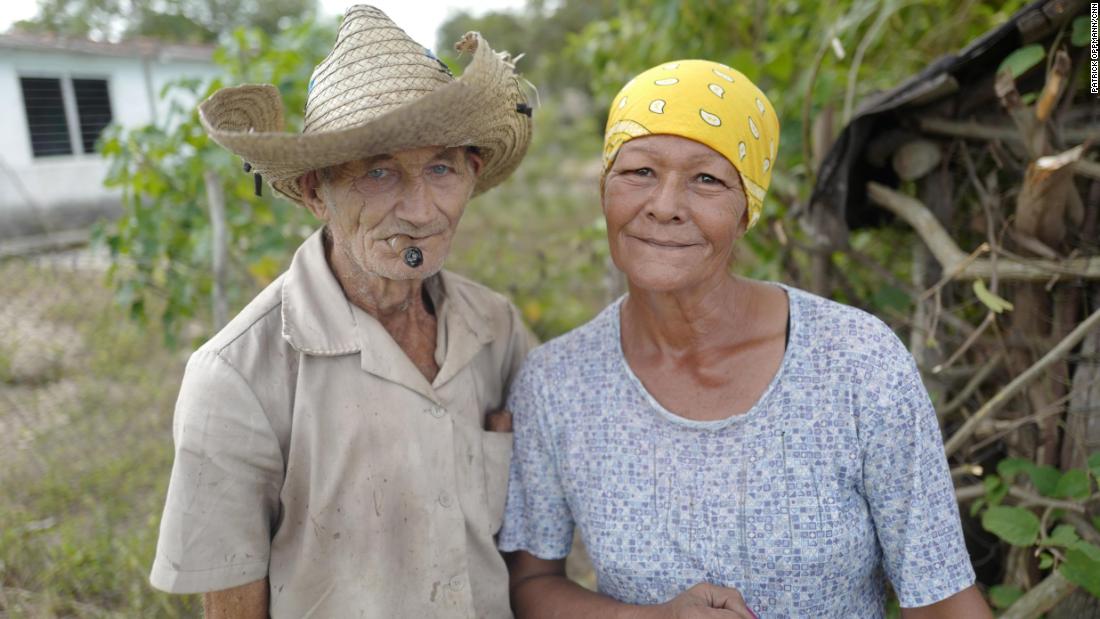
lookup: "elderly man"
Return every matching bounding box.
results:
[149,6,535,618]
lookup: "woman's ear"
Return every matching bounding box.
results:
[735,203,751,239]
[299,170,328,221]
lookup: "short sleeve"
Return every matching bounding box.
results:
[149,349,284,594]
[498,354,575,559]
[859,336,975,607]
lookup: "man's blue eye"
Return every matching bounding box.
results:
[430,164,451,175]
[367,168,387,179]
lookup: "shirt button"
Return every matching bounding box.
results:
[438,491,453,508]
[431,406,446,418]
[448,577,465,591]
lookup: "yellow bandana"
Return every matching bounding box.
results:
[603,60,779,229]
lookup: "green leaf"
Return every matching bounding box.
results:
[997,44,1045,79]
[998,458,1034,481]
[973,279,1014,313]
[984,474,1008,505]
[1039,553,1054,569]
[982,505,1040,546]
[1071,541,1100,563]
[1031,465,1062,497]
[1087,452,1100,479]
[989,584,1024,608]
[1055,469,1091,501]
[1047,524,1081,548]
[1060,548,1100,598]
[970,497,986,517]
[1071,16,1089,47]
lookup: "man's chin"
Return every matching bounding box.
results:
[368,258,446,282]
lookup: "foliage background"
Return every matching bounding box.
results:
[2,0,1097,616]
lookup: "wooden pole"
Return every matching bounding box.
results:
[203,170,228,331]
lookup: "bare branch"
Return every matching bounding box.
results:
[867,182,1100,281]
[944,306,1100,456]
[955,483,1086,513]
[939,352,1003,417]
[1035,50,1071,124]
[1000,570,1075,619]
[918,117,1100,145]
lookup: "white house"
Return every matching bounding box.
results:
[0,32,222,238]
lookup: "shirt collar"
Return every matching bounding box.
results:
[281,229,360,356]
[281,229,497,397]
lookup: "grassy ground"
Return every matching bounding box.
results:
[0,254,200,617]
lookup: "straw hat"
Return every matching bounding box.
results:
[198,5,533,204]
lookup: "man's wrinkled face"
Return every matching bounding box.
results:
[302,145,482,280]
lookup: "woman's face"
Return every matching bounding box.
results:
[602,134,749,294]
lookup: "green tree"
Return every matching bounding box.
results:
[97,19,336,344]
[13,0,318,42]
[435,0,620,94]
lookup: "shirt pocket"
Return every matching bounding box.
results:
[481,429,513,535]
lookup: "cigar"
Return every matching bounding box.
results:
[403,246,423,268]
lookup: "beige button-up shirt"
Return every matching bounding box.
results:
[150,230,535,618]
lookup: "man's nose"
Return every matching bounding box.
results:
[394,177,436,227]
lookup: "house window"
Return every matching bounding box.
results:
[72,79,113,154]
[20,77,72,157]
[19,76,113,158]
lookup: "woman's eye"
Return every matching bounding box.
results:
[632,167,654,177]
[697,173,721,184]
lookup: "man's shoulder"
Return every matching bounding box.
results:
[440,270,524,338]
[196,274,289,361]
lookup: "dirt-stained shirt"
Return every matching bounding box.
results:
[150,229,534,618]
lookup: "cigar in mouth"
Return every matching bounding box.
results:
[403,246,423,268]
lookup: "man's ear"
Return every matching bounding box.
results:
[299,170,328,221]
[465,149,484,177]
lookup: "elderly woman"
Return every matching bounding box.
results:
[498,61,991,619]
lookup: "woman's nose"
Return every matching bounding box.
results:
[645,179,684,223]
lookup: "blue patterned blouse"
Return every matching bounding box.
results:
[498,284,975,617]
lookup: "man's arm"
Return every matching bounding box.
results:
[900,585,991,619]
[203,578,269,619]
[507,551,755,619]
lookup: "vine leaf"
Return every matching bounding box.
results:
[982,505,1040,546]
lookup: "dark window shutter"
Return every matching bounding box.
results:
[72,78,113,154]
[20,77,73,157]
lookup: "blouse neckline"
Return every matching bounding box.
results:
[612,282,800,431]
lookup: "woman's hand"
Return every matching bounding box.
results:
[507,551,756,619]
[641,583,757,619]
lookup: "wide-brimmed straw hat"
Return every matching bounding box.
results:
[198,5,533,204]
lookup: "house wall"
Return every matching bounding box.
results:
[0,46,221,238]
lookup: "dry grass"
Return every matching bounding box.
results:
[0,254,200,618]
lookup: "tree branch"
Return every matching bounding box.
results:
[1000,570,1075,619]
[918,117,1100,145]
[954,484,1086,513]
[867,182,1100,280]
[944,305,1100,456]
